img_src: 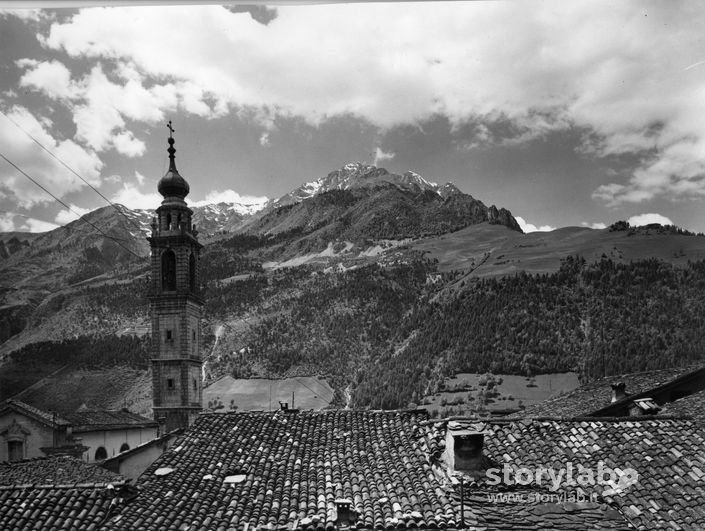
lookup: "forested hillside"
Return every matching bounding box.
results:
[0,335,149,401]
[352,256,705,408]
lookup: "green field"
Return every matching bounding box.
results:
[423,372,580,417]
[203,376,334,412]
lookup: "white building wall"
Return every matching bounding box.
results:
[78,426,158,462]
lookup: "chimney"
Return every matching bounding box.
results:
[335,499,357,528]
[453,433,485,476]
[611,382,627,403]
[279,401,289,411]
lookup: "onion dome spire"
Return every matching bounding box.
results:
[158,120,190,200]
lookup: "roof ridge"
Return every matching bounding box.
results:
[0,481,126,491]
[422,415,699,424]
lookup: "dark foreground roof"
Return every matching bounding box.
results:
[0,455,123,486]
[105,410,456,530]
[456,417,705,530]
[101,410,705,531]
[6,410,700,530]
[522,364,702,417]
[0,455,127,531]
[0,484,119,530]
[661,389,705,418]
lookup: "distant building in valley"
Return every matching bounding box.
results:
[147,122,204,432]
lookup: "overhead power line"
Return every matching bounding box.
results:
[0,151,146,260]
[294,377,335,402]
[0,109,145,234]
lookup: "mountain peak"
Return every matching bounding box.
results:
[276,163,463,208]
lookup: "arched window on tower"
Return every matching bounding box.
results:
[95,446,107,461]
[166,213,172,230]
[189,252,196,292]
[162,250,176,291]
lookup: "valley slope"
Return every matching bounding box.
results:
[2,163,705,414]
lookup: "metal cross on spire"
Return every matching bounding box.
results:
[166,120,177,171]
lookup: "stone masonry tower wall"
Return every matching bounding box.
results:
[148,123,203,432]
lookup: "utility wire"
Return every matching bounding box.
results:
[294,377,335,402]
[0,109,146,234]
[0,151,146,260]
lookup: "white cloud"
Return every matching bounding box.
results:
[0,106,103,208]
[0,212,58,232]
[581,221,607,230]
[134,171,146,186]
[113,131,145,157]
[18,59,77,99]
[192,189,269,207]
[111,182,161,210]
[373,147,395,166]
[0,9,43,22]
[25,217,58,232]
[54,204,91,226]
[516,216,556,233]
[17,60,167,155]
[627,213,674,227]
[259,132,270,147]
[18,1,705,206]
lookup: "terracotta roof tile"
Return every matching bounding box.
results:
[446,417,705,530]
[660,389,705,419]
[521,364,703,418]
[1,399,71,426]
[0,456,127,531]
[105,410,459,531]
[0,455,123,486]
[66,410,157,432]
[0,485,121,531]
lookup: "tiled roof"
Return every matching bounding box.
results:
[0,455,123,486]
[448,417,705,530]
[104,410,460,531]
[66,409,158,432]
[0,485,119,531]
[660,389,705,418]
[11,410,693,530]
[465,487,632,530]
[521,364,703,418]
[0,455,127,531]
[1,399,71,427]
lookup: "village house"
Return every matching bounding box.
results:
[0,399,77,462]
[521,363,705,418]
[102,428,181,481]
[0,398,159,464]
[65,409,159,463]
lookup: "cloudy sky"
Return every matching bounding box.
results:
[1,1,705,233]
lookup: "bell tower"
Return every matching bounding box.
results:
[148,121,203,432]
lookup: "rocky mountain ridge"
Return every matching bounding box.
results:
[271,162,463,208]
